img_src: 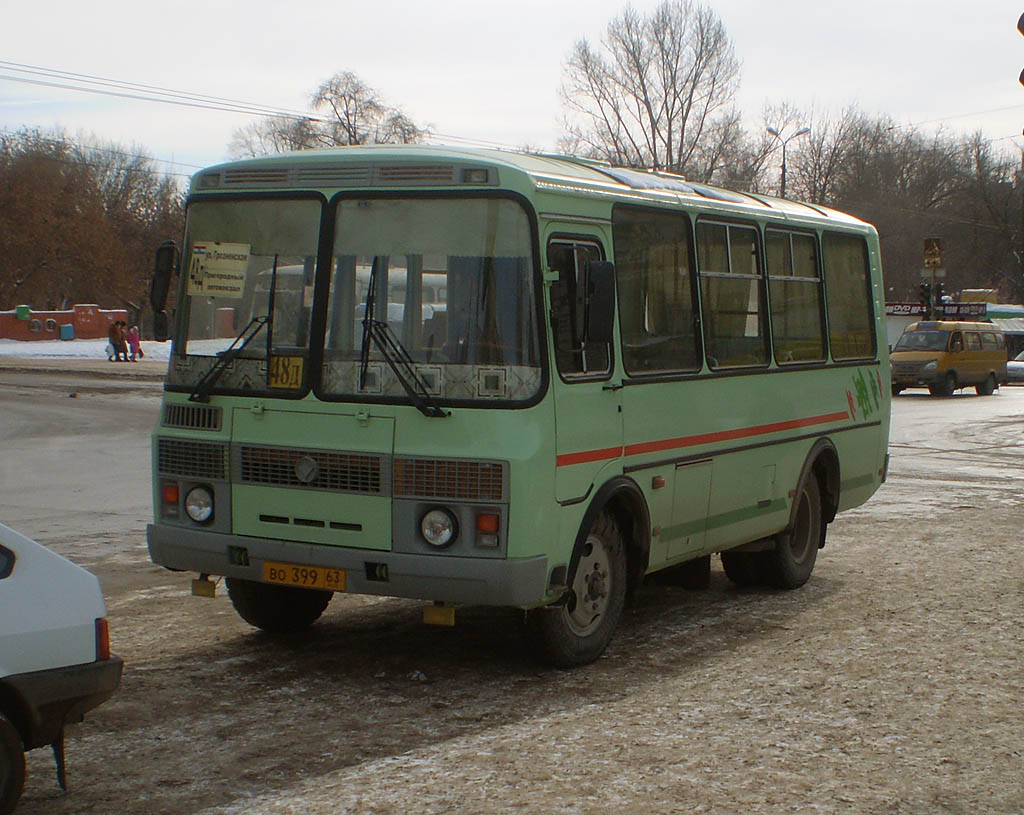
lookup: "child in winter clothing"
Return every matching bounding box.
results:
[127,325,143,361]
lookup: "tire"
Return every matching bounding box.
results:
[891,384,903,396]
[0,714,25,815]
[720,550,765,586]
[225,578,333,633]
[525,511,627,668]
[976,373,996,396]
[763,476,823,590]
[929,371,956,397]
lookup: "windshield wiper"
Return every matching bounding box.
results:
[357,257,448,418]
[367,319,449,418]
[358,257,380,391]
[188,315,269,403]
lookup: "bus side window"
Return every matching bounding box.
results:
[696,221,768,368]
[548,240,610,377]
[611,204,700,375]
[950,332,964,352]
[822,232,876,360]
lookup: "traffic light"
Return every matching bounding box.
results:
[1019,12,1024,85]
[919,281,932,308]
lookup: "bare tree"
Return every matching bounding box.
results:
[230,72,426,158]
[0,128,183,312]
[560,0,740,181]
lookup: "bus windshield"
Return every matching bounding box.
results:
[321,198,541,403]
[894,329,949,352]
[174,198,322,393]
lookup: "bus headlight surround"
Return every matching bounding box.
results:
[420,507,458,548]
[185,486,215,524]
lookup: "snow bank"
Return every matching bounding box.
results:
[0,338,172,361]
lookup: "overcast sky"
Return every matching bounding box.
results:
[1,0,1021,180]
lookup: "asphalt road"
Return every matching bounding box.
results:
[1,365,1022,814]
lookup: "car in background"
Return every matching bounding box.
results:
[891,321,1006,396]
[1006,349,1024,383]
[0,523,122,814]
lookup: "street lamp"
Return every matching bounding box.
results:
[766,125,810,199]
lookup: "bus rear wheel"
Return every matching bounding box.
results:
[225,578,332,633]
[525,511,626,668]
[764,476,822,590]
[976,373,996,395]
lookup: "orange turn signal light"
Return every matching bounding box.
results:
[476,513,499,534]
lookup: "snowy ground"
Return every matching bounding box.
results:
[2,366,1022,814]
[0,338,172,361]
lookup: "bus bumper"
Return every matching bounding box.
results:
[147,524,550,607]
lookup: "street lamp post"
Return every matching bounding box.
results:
[766,125,810,199]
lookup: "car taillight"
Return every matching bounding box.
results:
[95,617,111,661]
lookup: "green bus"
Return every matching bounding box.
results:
[147,145,890,667]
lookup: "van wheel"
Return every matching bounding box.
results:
[525,511,626,668]
[0,714,25,815]
[891,384,903,396]
[225,578,332,633]
[764,476,822,590]
[929,372,956,397]
[976,373,996,396]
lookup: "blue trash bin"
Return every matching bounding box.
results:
[59,324,74,341]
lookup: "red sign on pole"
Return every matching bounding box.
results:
[923,237,942,269]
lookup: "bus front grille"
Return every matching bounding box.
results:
[234,445,387,495]
[158,439,228,480]
[393,457,506,501]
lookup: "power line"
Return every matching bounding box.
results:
[908,104,1024,130]
[0,61,323,122]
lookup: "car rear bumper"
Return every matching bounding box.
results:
[4,657,123,749]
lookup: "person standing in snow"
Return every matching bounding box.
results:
[107,321,121,362]
[127,325,144,361]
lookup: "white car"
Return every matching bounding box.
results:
[0,524,122,813]
[1006,350,1024,383]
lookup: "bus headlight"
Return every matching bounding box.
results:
[420,507,458,548]
[922,360,938,373]
[185,486,214,523]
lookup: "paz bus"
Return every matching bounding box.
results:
[146,145,890,667]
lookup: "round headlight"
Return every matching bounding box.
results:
[185,486,214,523]
[420,508,458,548]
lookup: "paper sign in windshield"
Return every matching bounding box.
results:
[187,242,250,299]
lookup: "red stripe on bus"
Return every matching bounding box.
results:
[556,446,625,467]
[623,411,851,457]
[555,410,850,467]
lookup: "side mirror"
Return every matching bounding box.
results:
[151,240,178,314]
[584,261,616,344]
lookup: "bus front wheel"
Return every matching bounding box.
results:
[764,476,822,590]
[225,578,332,633]
[525,511,626,668]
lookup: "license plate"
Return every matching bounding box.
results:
[263,560,346,591]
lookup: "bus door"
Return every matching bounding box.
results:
[547,237,622,503]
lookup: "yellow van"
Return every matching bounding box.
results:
[891,321,1007,396]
